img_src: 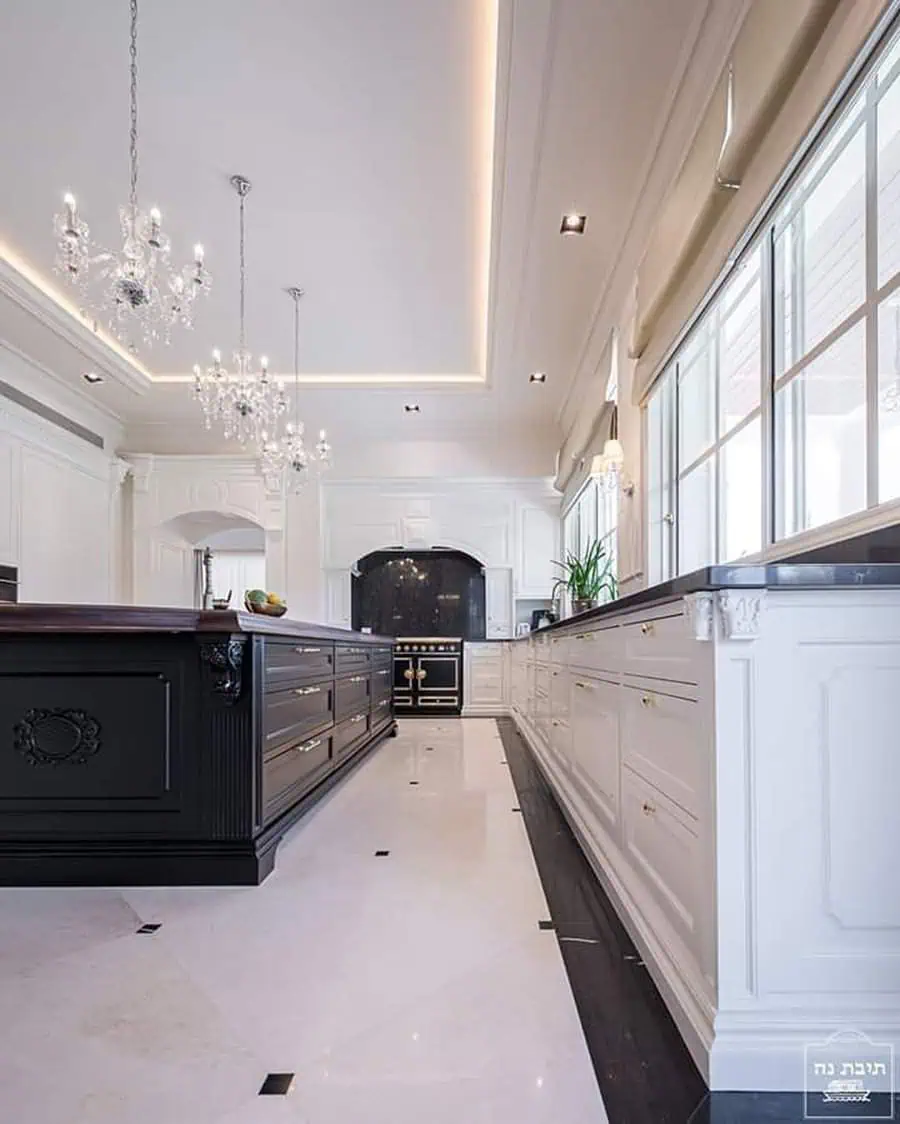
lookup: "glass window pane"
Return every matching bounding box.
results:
[678,457,715,575]
[719,246,762,435]
[719,418,762,561]
[878,69,900,286]
[678,322,715,467]
[775,322,866,537]
[877,298,900,502]
[646,372,675,585]
[775,124,866,373]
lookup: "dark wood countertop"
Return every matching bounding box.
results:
[0,603,393,644]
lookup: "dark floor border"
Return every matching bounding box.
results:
[497,719,899,1124]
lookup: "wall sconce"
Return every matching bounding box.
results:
[589,406,634,495]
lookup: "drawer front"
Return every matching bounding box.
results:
[370,645,393,669]
[571,674,620,833]
[371,665,392,700]
[263,639,335,690]
[621,611,696,685]
[335,674,370,720]
[568,625,621,676]
[333,711,370,757]
[621,683,704,819]
[264,682,333,755]
[549,716,572,771]
[263,732,332,822]
[371,694,393,728]
[622,767,703,959]
[550,667,570,724]
[336,645,372,675]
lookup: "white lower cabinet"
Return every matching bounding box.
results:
[569,674,620,835]
[462,642,508,715]
[509,586,900,1093]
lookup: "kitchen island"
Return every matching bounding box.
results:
[507,565,900,1093]
[0,605,395,886]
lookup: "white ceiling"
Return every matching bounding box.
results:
[0,0,723,466]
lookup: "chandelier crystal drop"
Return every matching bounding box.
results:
[193,176,287,448]
[53,0,210,349]
[256,287,333,490]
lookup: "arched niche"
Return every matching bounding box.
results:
[156,510,268,609]
[351,547,486,638]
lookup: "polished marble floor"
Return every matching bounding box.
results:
[0,718,608,1124]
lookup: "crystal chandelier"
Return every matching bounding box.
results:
[193,176,287,447]
[258,287,333,490]
[53,0,210,349]
[590,405,625,492]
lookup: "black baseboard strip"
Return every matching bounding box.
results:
[497,720,900,1124]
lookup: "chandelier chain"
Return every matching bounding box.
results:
[293,288,300,428]
[239,190,246,354]
[129,0,139,219]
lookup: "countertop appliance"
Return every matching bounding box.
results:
[393,637,462,716]
[530,608,557,630]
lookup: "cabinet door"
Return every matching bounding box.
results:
[485,567,513,638]
[570,674,620,834]
[518,504,559,597]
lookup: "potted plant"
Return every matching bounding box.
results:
[551,537,617,616]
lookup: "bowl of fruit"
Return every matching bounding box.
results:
[244,589,288,617]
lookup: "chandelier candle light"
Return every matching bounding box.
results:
[53,0,210,348]
[259,287,333,490]
[194,176,287,448]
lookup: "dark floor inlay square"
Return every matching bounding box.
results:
[538,919,556,931]
[409,780,419,785]
[374,850,390,857]
[259,1073,294,1096]
[136,923,161,934]
[512,807,522,813]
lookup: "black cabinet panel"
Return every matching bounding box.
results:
[263,732,332,823]
[0,673,174,804]
[335,674,370,721]
[335,645,371,675]
[333,712,369,758]
[353,550,485,638]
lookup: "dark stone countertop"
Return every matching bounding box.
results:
[518,563,900,636]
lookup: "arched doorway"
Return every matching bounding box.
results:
[351,547,486,638]
[155,510,267,609]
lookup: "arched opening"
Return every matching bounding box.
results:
[351,547,486,638]
[159,510,267,609]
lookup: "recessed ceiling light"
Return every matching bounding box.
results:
[82,371,104,385]
[529,372,547,384]
[404,404,420,413]
[560,213,587,235]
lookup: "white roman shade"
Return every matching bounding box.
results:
[630,0,889,404]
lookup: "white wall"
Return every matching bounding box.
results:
[0,343,124,604]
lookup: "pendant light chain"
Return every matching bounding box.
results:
[129,0,139,219]
[293,288,301,429]
[239,188,246,355]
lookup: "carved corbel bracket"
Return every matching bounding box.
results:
[684,592,715,642]
[716,590,766,640]
[200,636,247,704]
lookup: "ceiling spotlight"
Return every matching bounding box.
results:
[560,213,587,235]
[404,404,420,413]
[82,371,104,385]
[529,372,547,384]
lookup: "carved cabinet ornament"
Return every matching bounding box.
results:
[200,637,247,704]
[716,590,766,640]
[684,593,715,642]
[13,708,101,767]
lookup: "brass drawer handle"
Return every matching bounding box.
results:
[403,668,414,681]
[641,801,656,816]
[293,685,322,697]
[299,738,322,754]
[640,622,655,636]
[294,647,322,654]
[640,694,655,708]
[574,681,594,690]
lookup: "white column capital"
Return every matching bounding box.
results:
[716,589,766,640]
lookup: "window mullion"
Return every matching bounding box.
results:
[761,227,775,547]
[865,75,880,508]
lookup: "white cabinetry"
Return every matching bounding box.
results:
[510,587,900,1093]
[484,566,513,638]
[517,503,559,598]
[462,642,509,715]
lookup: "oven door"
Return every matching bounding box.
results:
[415,654,459,708]
[393,655,415,710]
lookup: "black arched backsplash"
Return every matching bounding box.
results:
[351,550,486,638]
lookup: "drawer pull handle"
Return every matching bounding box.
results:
[641,801,656,816]
[640,622,655,636]
[640,694,655,708]
[294,647,322,654]
[377,699,389,708]
[574,681,594,690]
[300,738,322,754]
[351,713,366,724]
[347,675,368,684]
[293,685,322,697]
[376,669,390,677]
[403,668,414,681]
